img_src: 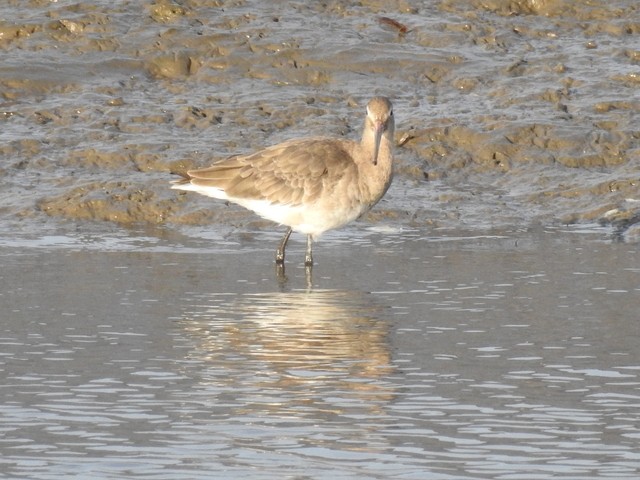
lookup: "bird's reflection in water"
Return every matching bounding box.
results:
[178,289,394,418]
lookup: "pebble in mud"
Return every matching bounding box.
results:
[0,0,638,238]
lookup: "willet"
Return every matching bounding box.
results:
[171,96,395,267]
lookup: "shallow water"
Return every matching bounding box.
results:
[1,228,639,479]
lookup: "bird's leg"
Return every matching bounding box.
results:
[276,227,292,264]
[304,235,314,267]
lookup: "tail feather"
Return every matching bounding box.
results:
[170,170,192,187]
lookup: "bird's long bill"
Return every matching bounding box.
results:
[372,121,385,166]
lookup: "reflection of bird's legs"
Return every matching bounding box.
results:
[275,227,293,264]
[305,235,313,267]
[305,264,313,289]
[275,262,287,286]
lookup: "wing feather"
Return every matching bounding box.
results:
[187,137,356,205]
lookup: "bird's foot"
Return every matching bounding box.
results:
[304,235,313,267]
[304,253,313,267]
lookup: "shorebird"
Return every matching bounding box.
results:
[171,96,395,267]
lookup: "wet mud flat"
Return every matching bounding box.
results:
[0,0,638,240]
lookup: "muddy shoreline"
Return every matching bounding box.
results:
[1,0,638,241]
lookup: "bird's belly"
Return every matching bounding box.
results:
[240,198,366,239]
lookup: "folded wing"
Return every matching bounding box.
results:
[186,138,356,206]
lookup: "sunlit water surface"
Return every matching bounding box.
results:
[1,228,639,479]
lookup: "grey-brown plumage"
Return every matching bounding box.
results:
[172,97,395,266]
